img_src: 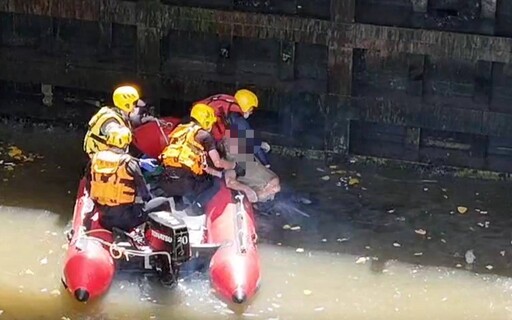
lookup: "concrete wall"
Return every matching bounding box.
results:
[1,0,512,171]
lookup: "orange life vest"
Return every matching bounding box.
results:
[159,122,207,175]
[90,150,136,206]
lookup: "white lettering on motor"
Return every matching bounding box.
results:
[151,230,173,243]
[177,235,189,245]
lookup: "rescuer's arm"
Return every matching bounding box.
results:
[126,158,151,203]
[208,148,236,171]
[197,129,236,171]
[204,166,223,178]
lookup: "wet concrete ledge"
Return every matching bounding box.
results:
[2,1,512,174]
[270,143,512,181]
[1,0,512,63]
[0,103,509,183]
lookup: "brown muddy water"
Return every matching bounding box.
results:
[1,122,512,320]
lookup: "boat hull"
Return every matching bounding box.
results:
[205,183,260,304]
[63,116,262,304]
[62,178,115,302]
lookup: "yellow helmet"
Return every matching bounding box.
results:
[234,89,259,113]
[106,126,132,149]
[190,103,217,131]
[113,85,140,113]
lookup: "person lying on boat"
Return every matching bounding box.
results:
[83,85,159,159]
[222,134,280,202]
[157,103,258,215]
[88,126,170,232]
[195,89,281,201]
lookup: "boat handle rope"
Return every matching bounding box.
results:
[234,193,249,255]
[72,231,173,267]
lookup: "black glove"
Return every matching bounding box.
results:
[234,162,246,177]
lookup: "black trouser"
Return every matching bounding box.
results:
[159,167,221,208]
[98,197,170,232]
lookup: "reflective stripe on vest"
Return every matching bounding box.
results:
[83,107,130,155]
[89,150,136,206]
[159,122,206,175]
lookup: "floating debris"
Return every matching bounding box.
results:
[50,289,61,296]
[500,251,506,257]
[321,175,330,181]
[423,187,429,192]
[465,250,476,264]
[316,168,325,172]
[314,307,325,312]
[415,229,427,236]
[393,242,401,247]
[337,238,349,243]
[348,178,359,186]
[457,206,468,214]
[441,239,447,243]
[296,248,304,253]
[455,264,462,268]
[356,257,369,264]
[486,265,494,270]
[303,289,312,296]
[290,226,301,231]
[321,238,327,242]
[480,211,488,215]
[39,257,48,265]
[282,224,291,230]
[387,209,395,214]
[8,146,22,158]
[414,252,423,256]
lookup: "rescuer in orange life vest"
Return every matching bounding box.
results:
[196,89,280,201]
[158,103,259,215]
[83,85,158,158]
[88,126,170,232]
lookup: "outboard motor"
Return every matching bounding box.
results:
[144,211,191,284]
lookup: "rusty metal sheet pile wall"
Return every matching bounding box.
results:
[1,0,512,171]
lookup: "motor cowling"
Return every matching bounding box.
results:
[145,211,191,265]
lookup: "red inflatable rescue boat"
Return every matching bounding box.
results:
[62,117,261,305]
